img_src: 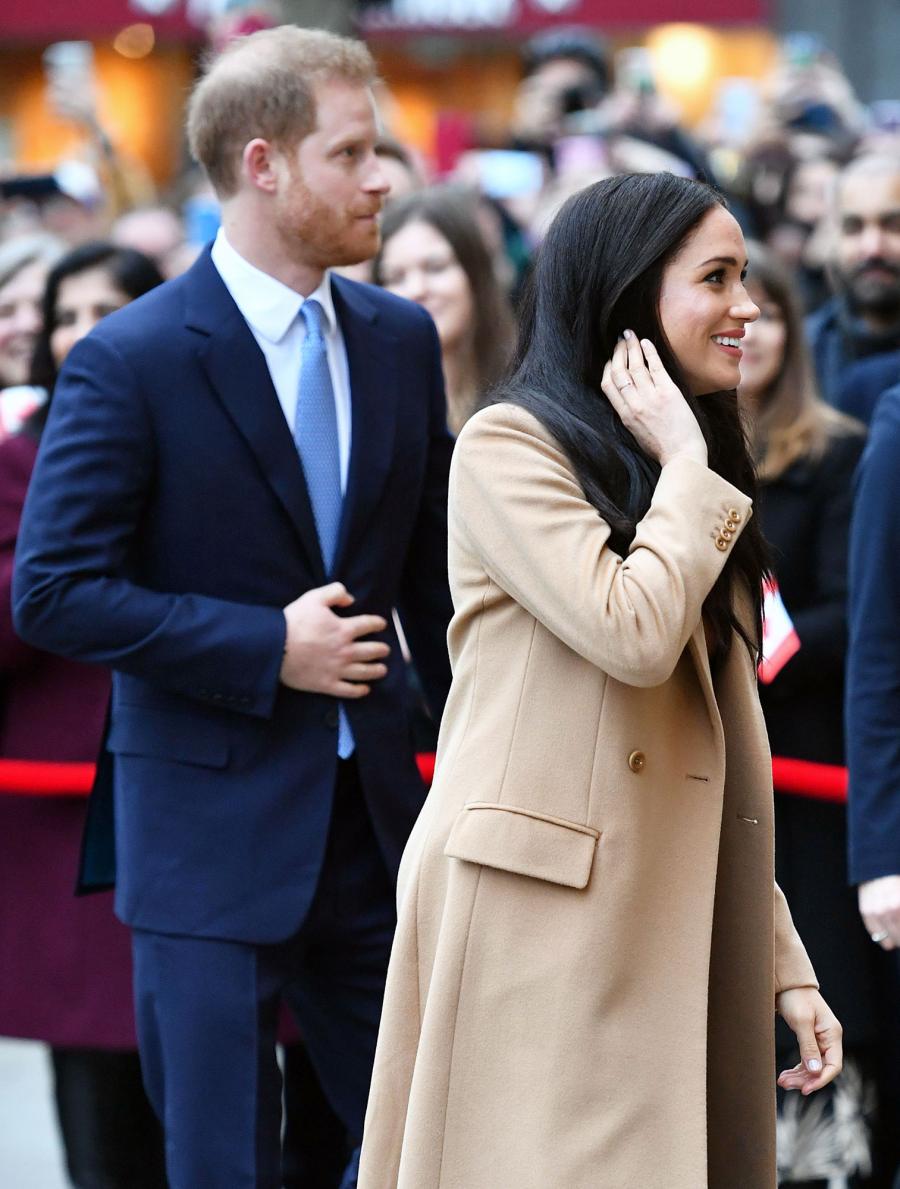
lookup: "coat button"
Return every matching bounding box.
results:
[728,508,742,522]
[628,750,646,773]
[715,536,729,552]
[721,528,733,541]
[725,519,736,532]
[324,708,339,729]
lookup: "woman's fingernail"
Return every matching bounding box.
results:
[623,328,633,340]
[806,1058,822,1072]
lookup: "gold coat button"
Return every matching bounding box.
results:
[725,519,736,532]
[721,528,733,541]
[728,508,742,522]
[628,750,646,773]
[715,536,729,551]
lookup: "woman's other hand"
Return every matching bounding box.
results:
[601,330,708,468]
[775,987,843,1095]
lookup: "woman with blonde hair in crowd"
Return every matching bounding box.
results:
[738,242,879,1186]
[373,185,515,434]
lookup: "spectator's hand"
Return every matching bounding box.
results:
[858,874,900,950]
[280,583,389,697]
[601,331,707,467]
[776,988,843,1095]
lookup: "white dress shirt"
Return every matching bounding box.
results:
[210,229,352,492]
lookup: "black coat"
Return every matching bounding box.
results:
[757,424,877,1047]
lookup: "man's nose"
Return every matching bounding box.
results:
[859,223,888,259]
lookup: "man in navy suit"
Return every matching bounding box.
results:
[13,27,453,1189]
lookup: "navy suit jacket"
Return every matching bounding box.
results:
[13,249,453,943]
[846,382,900,884]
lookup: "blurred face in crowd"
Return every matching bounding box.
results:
[658,205,759,395]
[270,79,390,270]
[786,157,839,229]
[835,169,900,324]
[379,220,474,354]
[737,282,786,407]
[513,57,600,142]
[0,260,47,386]
[50,266,130,368]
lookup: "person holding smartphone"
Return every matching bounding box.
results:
[359,173,842,1189]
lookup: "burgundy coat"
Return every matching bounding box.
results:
[0,430,138,1048]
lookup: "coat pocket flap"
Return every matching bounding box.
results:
[106,708,229,769]
[443,802,599,890]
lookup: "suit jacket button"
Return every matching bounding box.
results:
[628,750,646,773]
[324,708,339,729]
[715,536,729,552]
[728,508,742,522]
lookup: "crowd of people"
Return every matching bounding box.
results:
[2,18,900,1189]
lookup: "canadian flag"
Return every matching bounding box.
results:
[758,577,800,684]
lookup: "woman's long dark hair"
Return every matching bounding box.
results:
[498,172,768,656]
[27,241,164,432]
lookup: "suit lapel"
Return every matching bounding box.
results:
[331,277,400,573]
[184,250,326,581]
[688,624,726,765]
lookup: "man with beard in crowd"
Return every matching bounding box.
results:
[807,153,900,422]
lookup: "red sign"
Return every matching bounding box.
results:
[361,0,767,35]
[0,0,196,41]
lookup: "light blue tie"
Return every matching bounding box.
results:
[295,298,353,757]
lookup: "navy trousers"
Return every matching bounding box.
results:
[131,759,395,1189]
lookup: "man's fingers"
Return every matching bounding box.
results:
[342,613,388,639]
[317,582,354,607]
[351,641,391,662]
[343,662,388,682]
[333,681,371,699]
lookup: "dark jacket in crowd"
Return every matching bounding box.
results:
[757,424,877,1047]
[847,382,900,885]
[807,296,900,419]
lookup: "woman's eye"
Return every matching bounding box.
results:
[704,269,725,284]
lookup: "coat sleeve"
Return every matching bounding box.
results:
[773,882,818,994]
[846,385,900,883]
[450,403,753,688]
[12,331,286,718]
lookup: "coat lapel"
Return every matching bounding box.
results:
[330,277,400,573]
[184,250,325,581]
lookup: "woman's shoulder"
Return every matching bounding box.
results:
[457,401,561,452]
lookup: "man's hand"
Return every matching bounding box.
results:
[858,874,900,950]
[280,582,389,698]
[776,988,843,1096]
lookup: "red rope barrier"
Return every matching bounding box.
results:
[0,753,844,802]
[0,754,440,797]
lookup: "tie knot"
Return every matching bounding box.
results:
[301,299,326,340]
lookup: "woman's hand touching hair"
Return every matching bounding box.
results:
[601,330,708,468]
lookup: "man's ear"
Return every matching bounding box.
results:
[242,138,280,194]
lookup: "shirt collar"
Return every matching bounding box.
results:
[211,228,337,344]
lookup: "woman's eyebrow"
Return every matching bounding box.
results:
[697,255,747,268]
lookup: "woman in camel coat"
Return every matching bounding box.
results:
[358,174,842,1189]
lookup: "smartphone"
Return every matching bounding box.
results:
[43,42,96,119]
[477,151,545,201]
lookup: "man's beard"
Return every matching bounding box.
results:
[277,174,381,269]
[836,257,900,321]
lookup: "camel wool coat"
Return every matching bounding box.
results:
[358,403,817,1189]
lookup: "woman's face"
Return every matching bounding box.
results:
[379,220,474,353]
[737,281,787,406]
[0,260,48,386]
[657,205,759,395]
[50,267,129,368]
